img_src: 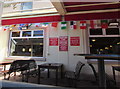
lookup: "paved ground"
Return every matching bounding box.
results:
[0,71,120,89]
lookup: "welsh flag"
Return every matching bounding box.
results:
[52,22,58,27]
[90,20,97,29]
[101,20,108,29]
[61,22,67,30]
[80,21,87,29]
[70,21,77,29]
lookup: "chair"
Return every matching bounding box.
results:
[88,63,116,87]
[22,60,38,82]
[112,66,120,85]
[88,63,98,82]
[64,61,85,87]
[5,60,38,82]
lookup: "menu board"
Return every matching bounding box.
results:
[49,37,58,46]
[59,36,68,51]
[70,37,80,46]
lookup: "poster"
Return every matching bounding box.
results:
[49,37,58,46]
[59,36,68,51]
[70,37,80,46]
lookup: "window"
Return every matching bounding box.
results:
[90,28,102,35]
[9,30,44,57]
[89,37,120,54]
[88,19,120,55]
[21,2,32,12]
[106,28,119,35]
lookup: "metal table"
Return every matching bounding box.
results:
[74,54,120,88]
[38,63,63,85]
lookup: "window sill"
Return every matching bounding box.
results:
[5,56,46,61]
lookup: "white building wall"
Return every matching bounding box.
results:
[44,22,93,74]
[0,1,10,62]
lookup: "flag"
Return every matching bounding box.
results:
[61,22,67,30]
[34,23,40,27]
[26,23,32,27]
[90,20,97,29]
[70,21,74,29]
[19,24,25,27]
[18,24,25,30]
[52,22,58,27]
[4,26,9,31]
[42,23,48,27]
[73,21,77,29]
[70,21,77,29]
[80,21,87,29]
[101,20,108,29]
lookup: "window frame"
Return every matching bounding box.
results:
[8,30,46,60]
[89,27,120,37]
[88,26,120,62]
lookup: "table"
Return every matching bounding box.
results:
[0,61,12,79]
[38,63,63,85]
[74,54,120,88]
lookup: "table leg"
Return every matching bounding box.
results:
[98,59,106,88]
[56,68,58,86]
[38,67,40,84]
[3,65,6,79]
[112,66,116,85]
[61,65,63,78]
[48,69,50,78]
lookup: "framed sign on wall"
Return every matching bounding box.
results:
[49,37,58,46]
[59,36,68,51]
[70,37,80,46]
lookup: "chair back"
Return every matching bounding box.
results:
[9,60,37,73]
[75,61,85,79]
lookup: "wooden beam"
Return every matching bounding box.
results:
[50,0,66,15]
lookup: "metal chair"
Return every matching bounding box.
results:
[88,63,98,82]
[64,61,85,87]
[88,63,116,87]
[112,66,120,85]
[5,60,38,82]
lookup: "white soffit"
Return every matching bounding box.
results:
[2,0,59,18]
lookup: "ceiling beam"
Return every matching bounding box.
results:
[65,2,120,8]
[50,0,66,15]
[66,9,120,15]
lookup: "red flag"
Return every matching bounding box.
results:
[52,22,58,27]
[80,21,87,29]
[101,20,108,29]
[73,21,77,29]
[90,20,94,29]
[90,20,97,29]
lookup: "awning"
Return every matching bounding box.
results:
[1,1,120,25]
[2,15,62,25]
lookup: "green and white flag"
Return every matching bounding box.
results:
[42,23,49,27]
[61,22,67,30]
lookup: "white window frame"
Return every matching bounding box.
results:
[8,29,46,61]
